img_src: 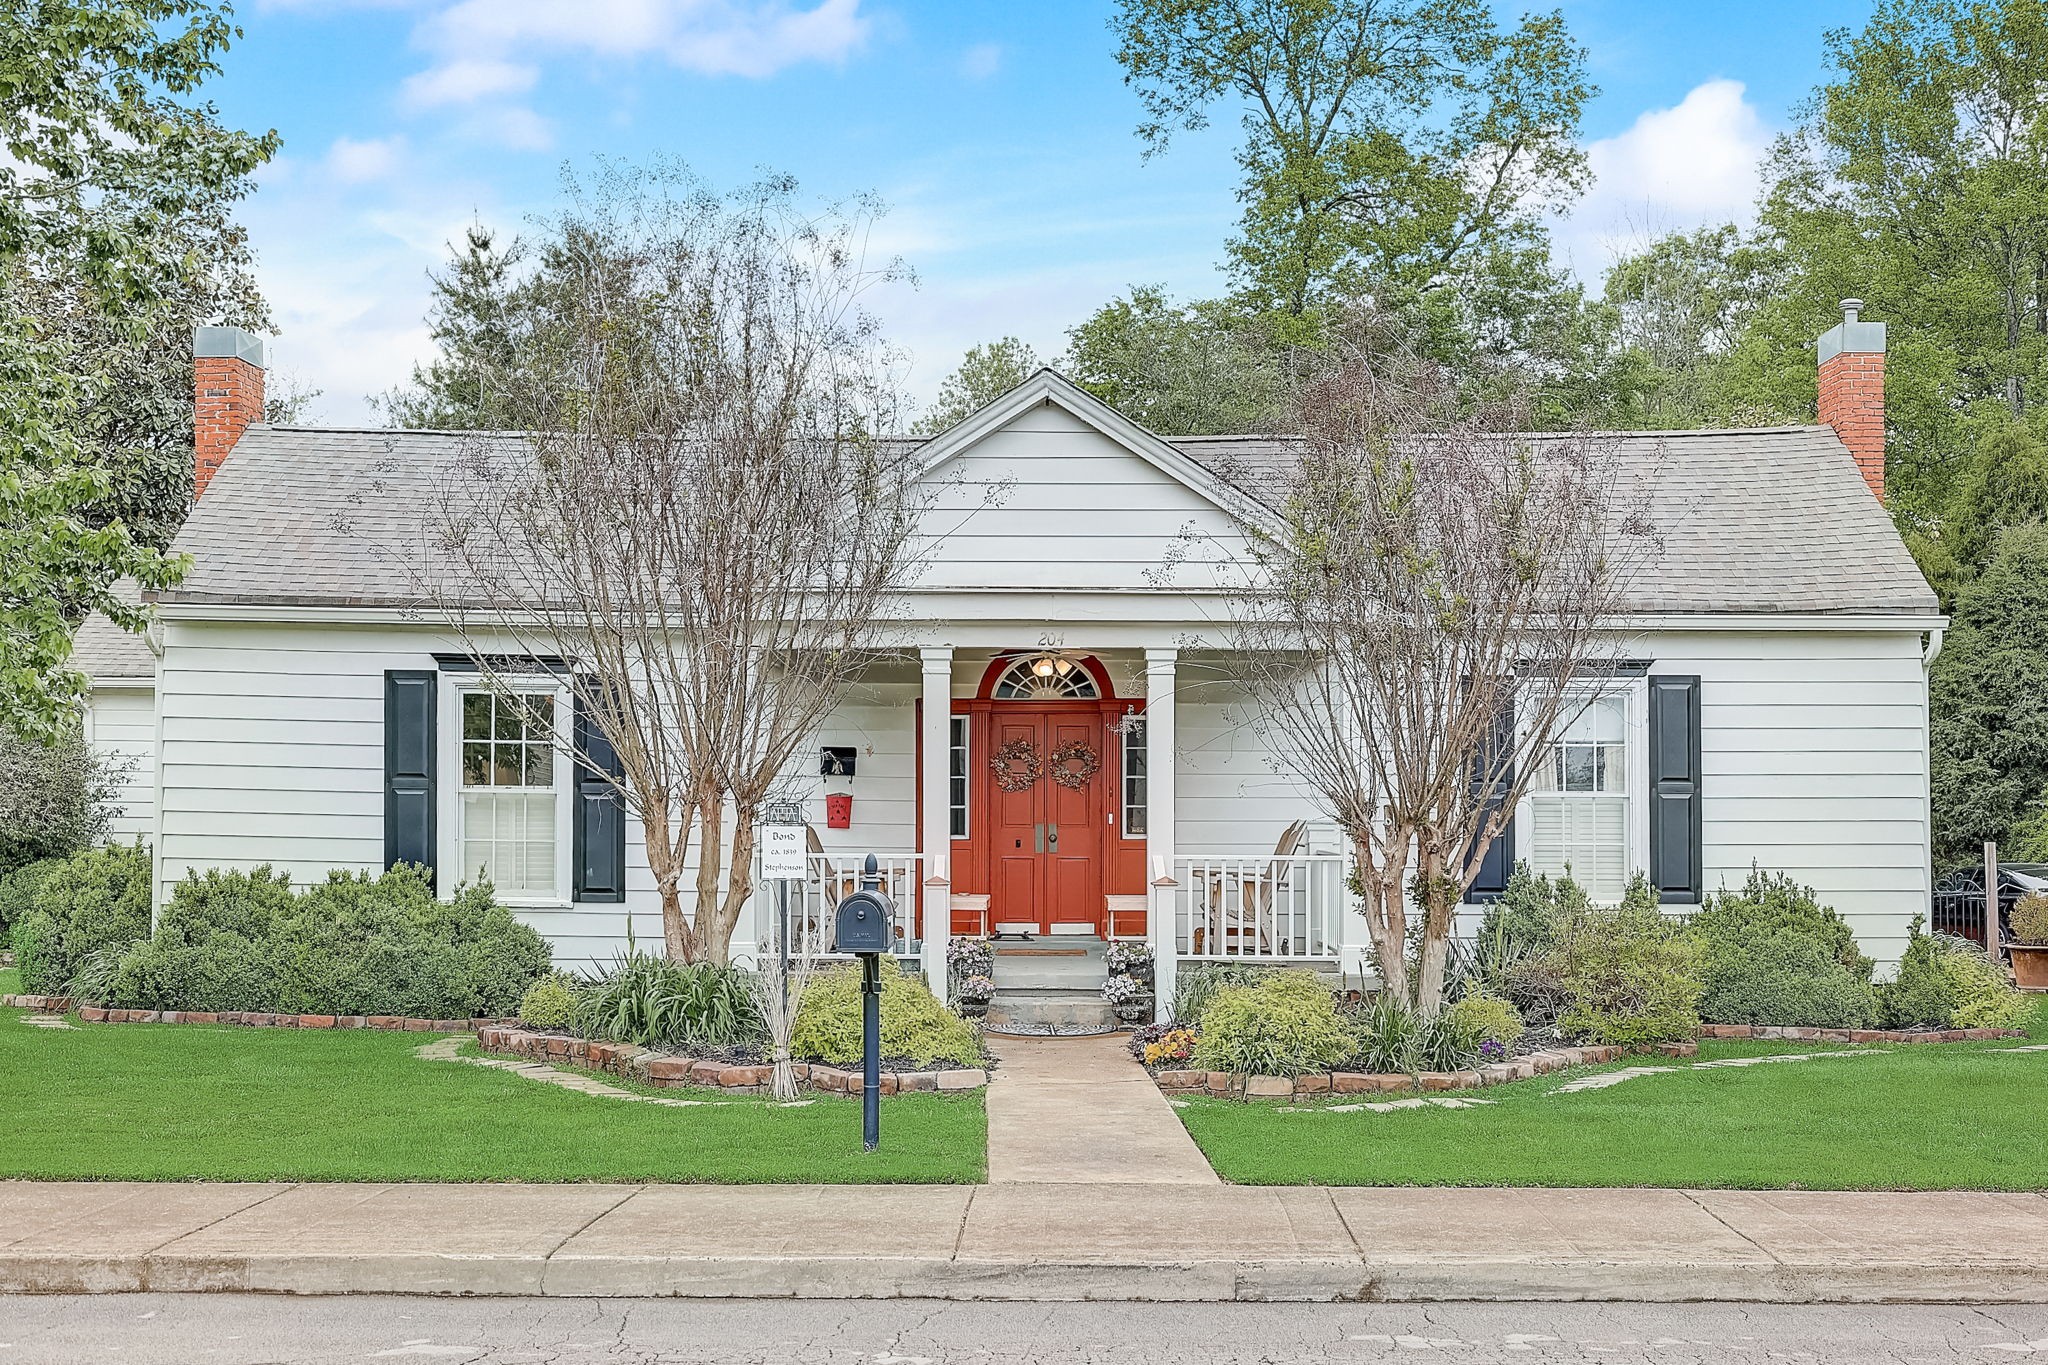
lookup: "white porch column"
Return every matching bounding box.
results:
[1145,648,1178,1022]
[919,646,954,1003]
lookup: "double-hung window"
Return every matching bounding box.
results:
[450,683,570,903]
[1524,691,1636,902]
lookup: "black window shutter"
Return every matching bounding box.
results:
[1648,674,1704,904]
[573,689,627,904]
[1466,702,1516,902]
[383,670,437,886]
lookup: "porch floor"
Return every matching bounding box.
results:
[983,1033,1218,1186]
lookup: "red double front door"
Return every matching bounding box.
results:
[989,708,1105,934]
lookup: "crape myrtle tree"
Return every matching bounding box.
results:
[421,162,926,965]
[1228,319,1654,1011]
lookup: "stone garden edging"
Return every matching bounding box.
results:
[477,1025,990,1096]
[3,995,514,1032]
[1701,1024,2024,1043]
[1161,1024,2031,1104]
[1152,1042,1682,1102]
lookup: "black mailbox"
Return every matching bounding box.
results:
[833,861,894,955]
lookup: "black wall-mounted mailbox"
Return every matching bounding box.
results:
[821,746,857,778]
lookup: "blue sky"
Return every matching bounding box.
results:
[223,0,1876,423]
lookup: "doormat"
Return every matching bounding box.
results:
[996,946,1089,957]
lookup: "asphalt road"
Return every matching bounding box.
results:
[5,1297,2048,1365]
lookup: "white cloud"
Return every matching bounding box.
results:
[321,135,406,185]
[1550,78,1773,279]
[454,105,555,152]
[959,42,1001,81]
[401,0,870,109]
[399,57,537,110]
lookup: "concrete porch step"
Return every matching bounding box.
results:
[986,989,1115,1032]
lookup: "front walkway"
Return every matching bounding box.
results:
[10,1182,2048,1301]
[983,1033,1218,1185]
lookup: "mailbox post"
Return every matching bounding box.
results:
[832,853,894,1152]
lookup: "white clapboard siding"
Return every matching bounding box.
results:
[915,403,1250,592]
[1653,630,1932,967]
[85,685,156,844]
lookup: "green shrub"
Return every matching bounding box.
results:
[0,856,62,932]
[1557,901,1702,1047]
[791,959,985,1067]
[578,953,761,1049]
[2012,892,2048,944]
[1446,991,1523,1049]
[1192,971,1351,1077]
[519,974,580,1032]
[1687,869,1879,1027]
[9,842,151,994]
[0,722,125,872]
[1170,961,1277,1026]
[1883,923,2028,1030]
[106,863,550,1018]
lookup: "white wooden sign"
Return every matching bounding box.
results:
[760,824,808,881]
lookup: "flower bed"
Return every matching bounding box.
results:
[478,1025,990,1095]
[1153,1041,1662,1102]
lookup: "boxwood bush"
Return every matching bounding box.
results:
[1193,970,1351,1077]
[1687,869,1880,1028]
[1882,922,2029,1030]
[10,842,152,995]
[108,863,550,1019]
[791,959,985,1067]
[0,856,64,935]
[1556,899,1702,1047]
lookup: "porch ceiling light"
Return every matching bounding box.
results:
[1032,654,1058,678]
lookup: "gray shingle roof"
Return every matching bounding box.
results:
[163,421,1936,616]
[71,579,156,682]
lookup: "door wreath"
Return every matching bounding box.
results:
[990,738,1043,792]
[1048,739,1101,791]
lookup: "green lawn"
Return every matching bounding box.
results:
[1179,1005,2048,1190]
[0,1007,985,1183]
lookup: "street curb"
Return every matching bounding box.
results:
[7,1252,2048,1303]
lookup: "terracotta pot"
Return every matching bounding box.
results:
[2010,944,2048,991]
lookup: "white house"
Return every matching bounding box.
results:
[73,309,1941,1010]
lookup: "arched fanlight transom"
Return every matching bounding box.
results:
[992,653,1100,700]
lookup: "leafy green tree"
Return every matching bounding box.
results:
[376,224,527,429]
[1062,286,1287,434]
[1929,524,2048,866]
[1110,0,1599,385]
[911,336,1039,435]
[1721,0,2048,519]
[1598,225,1794,429]
[0,0,277,738]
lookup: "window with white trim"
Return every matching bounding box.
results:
[1525,692,1631,902]
[453,685,569,901]
[948,715,969,839]
[1122,718,1147,838]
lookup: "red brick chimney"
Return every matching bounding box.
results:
[193,325,265,500]
[1817,299,1886,503]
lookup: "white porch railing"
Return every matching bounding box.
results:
[1171,852,1348,961]
[774,852,924,960]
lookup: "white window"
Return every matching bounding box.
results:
[443,681,571,904]
[949,715,969,839]
[1522,689,1644,903]
[1122,717,1147,838]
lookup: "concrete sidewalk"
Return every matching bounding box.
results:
[7,1181,2048,1303]
[984,1033,1218,1184]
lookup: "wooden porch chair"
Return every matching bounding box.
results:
[1201,820,1308,956]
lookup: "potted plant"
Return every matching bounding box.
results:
[1102,972,1147,1023]
[2009,892,2048,990]
[1105,939,1153,984]
[948,935,994,983]
[957,974,995,1018]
